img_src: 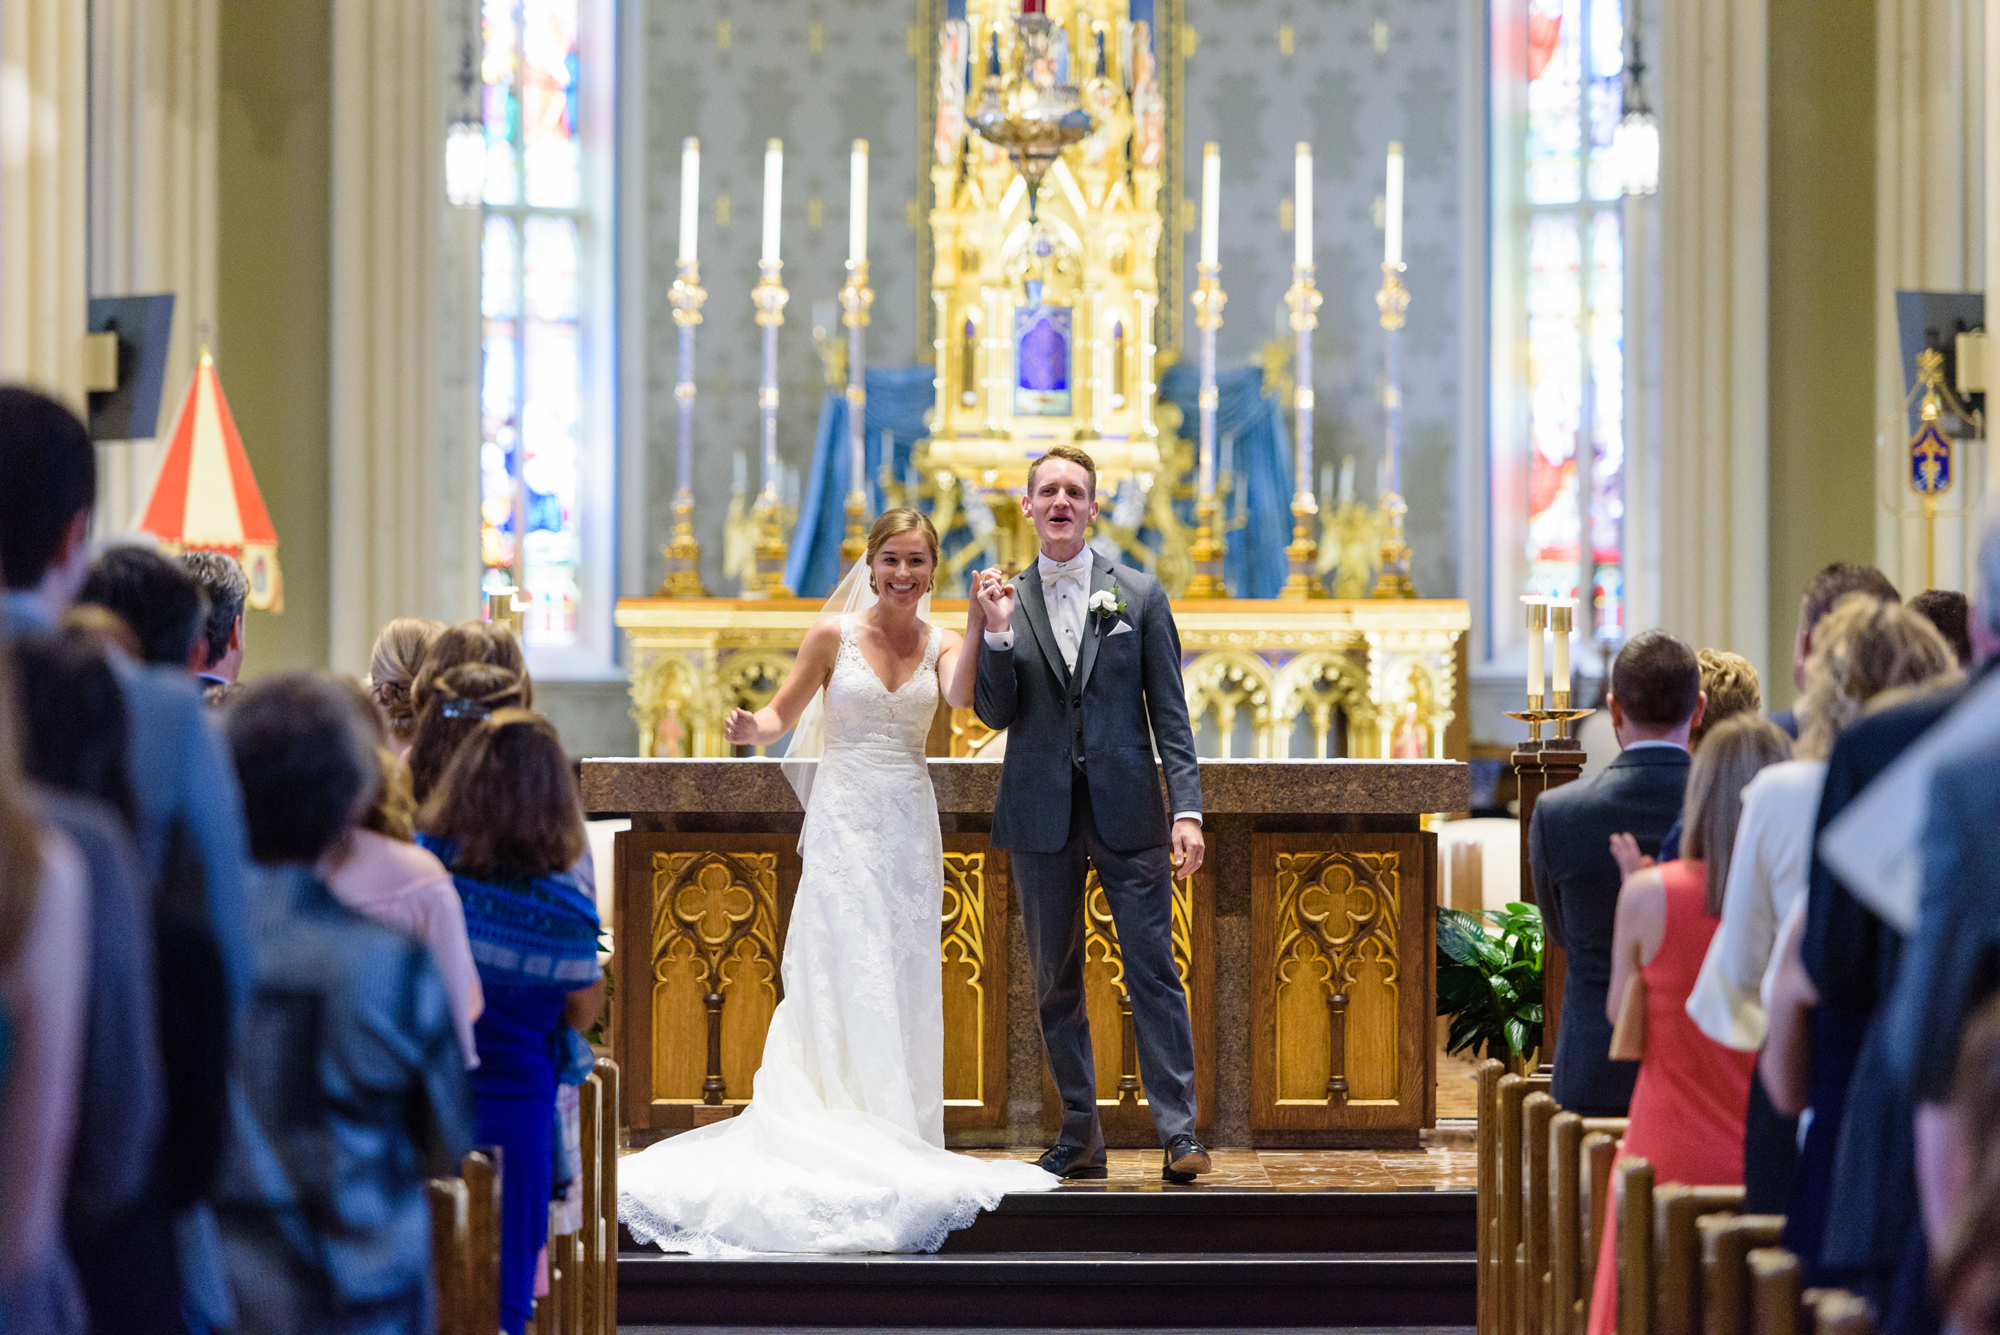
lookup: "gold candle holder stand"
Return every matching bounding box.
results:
[1369,261,1418,599]
[1184,262,1228,599]
[1280,266,1325,599]
[743,261,794,599]
[661,260,708,596]
[838,259,875,566]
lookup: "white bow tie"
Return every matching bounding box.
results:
[1040,558,1088,589]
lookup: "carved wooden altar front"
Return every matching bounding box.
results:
[589,757,1465,1149]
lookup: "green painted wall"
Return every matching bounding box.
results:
[216,0,331,675]
[1764,0,1877,707]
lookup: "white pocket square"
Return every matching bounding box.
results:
[1107,620,1135,636]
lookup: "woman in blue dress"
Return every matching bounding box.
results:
[417,710,602,1335]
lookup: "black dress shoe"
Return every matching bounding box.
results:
[1035,1144,1108,1179]
[1162,1134,1212,1183]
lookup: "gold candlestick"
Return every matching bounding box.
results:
[743,261,794,598]
[1185,262,1228,599]
[838,259,875,566]
[661,260,708,596]
[1280,266,1325,599]
[1369,261,1418,599]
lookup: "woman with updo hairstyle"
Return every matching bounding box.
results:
[417,711,601,1335]
[405,663,529,806]
[367,618,443,755]
[409,621,532,723]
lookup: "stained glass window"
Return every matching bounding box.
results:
[481,0,591,649]
[1518,0,1625,640]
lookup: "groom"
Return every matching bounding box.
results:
[972,444,1211,1182]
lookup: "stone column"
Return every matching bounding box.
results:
[1875,0,1985,594]
[0,2,89,411]
[328,0,478,672]
[87,0,219,535]
[1658,0,1770,683]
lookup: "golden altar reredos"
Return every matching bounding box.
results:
[617,0,1469,761]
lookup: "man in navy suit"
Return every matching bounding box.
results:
[1530,630,1705,1114]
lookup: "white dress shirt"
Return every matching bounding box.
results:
[980,554,1199,827]
[1684,758,1828,1051]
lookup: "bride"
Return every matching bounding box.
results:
[618,509,1058,1254]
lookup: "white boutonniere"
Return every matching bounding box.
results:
[1089,583,1128,621]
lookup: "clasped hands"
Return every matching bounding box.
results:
[967,567,1015,635]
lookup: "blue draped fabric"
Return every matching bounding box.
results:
[785,366,939,598]
[1156,363,1294,599]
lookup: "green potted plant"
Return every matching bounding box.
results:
[1436,901,1545,1071]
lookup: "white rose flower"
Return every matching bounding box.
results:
[1088,590,1119,615]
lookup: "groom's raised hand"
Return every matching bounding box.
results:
[974,567,1015,633]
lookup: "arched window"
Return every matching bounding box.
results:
[479,0,614,662]
[1493,0,1626,649]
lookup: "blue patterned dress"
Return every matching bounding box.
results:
[417,837,600,1335]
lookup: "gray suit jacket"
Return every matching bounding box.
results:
[973,552,1201,854]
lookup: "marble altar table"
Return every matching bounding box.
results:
[583,756,1468,1149]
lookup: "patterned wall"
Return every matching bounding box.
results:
[639,0,1464,599]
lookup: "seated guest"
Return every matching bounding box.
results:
[177,552,249,687]
[216,674,471,1334]
[1531,629,1703,1115]
[418,712,602,1335]
[321,679,482,1067]
[0,388,252,1328]
[76,546,208,671]
[1587,716,1792,1335]
[1911,588,1973,668]
[12,633,176,1333]
[1689,598,1953,1219]
[406,663,527,806]
[1770,562,1900,737]
[367,618,443,757]
[0,646,92,1334]
[410,620,533,720]
[1651,649,1762,864]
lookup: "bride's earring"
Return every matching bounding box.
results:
[869,573,879,594]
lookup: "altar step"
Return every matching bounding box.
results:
[616,1187,1477,1328]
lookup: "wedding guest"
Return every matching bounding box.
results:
[367,617,443,757]
[1779,526,2000,1322]
[321,679,482,1067]
[77,546,209,671]
[1911,588,1972,667]
[1770,562,1900,737]
[1654,649,1762,864]
[217,674,470,1334]
[410,619,533,719]
[11,633,177,1332]
[0,644,93,1333]
[1687,596,1953,1216]
[418,711,602,1335]
[405,663,528,806]
[1586,716,1791,1335]
[177,551,249,687]
[61,604,141,661]
[1530,630,1703,1115]
[0,387,252,1330]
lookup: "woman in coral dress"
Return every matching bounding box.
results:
[1587,716,1792,1335]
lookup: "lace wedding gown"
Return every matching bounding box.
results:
[618,616,1057,1254]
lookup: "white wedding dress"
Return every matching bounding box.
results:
[618,614,1057,1255]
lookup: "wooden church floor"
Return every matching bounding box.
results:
[957,1145,1476,1192]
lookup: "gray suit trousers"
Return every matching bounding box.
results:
[1010,776,1197,1153]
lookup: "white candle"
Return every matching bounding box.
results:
[1552,605,1572,698]
[1337,456,1355,505]
[1383,141,1404,267]
[848,139,868,266]
[761,139,784,266]
[1199,142,1220,268]
[1294,142,1312,269]
[1524,597,1545,700]
[679,137,700,265]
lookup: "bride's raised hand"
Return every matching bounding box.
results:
[975,568,1015,632]
[723,707,764,746]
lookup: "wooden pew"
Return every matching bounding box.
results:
[1521,1092,1556,1335]
[1810,1290,1876,1335]
[1747,1247,1803,1335]
[1548,1115,1628,1335]
[596,1057,620,1335]
[1697,1213,1784,1335]
[1613,1158,1656,1335]
[463,1148,502,1335]
[1650,1185,1743,1335]
[579,1069,604,1335]
[1478,1059,1502,1335]
[427,1177,470,1335]
[1491,1071,1551,1335]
